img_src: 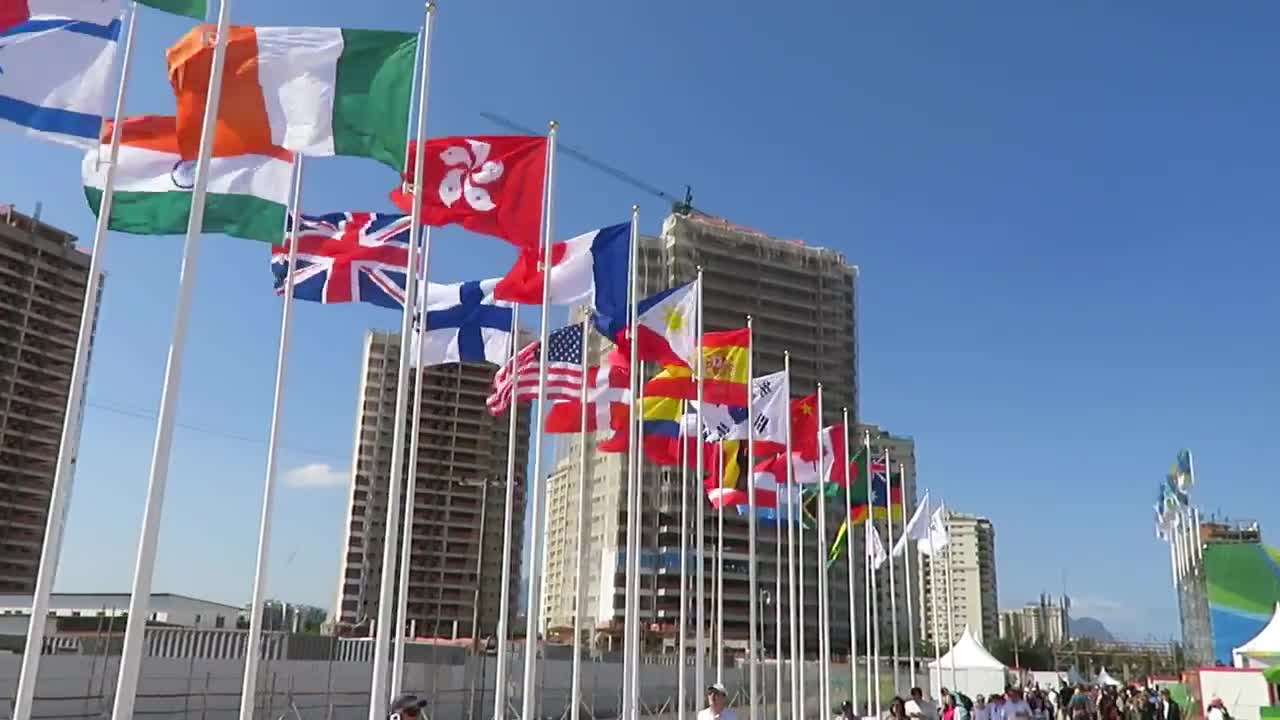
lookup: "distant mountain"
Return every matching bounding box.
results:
[1071,616,1115,642]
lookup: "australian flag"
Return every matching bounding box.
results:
[272,212,415,309]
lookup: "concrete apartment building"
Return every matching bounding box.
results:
[540,211,861,656]
[998,594,1070,646]
[919,512,999,645]
[332,331,530,640]
[0,206,99,594]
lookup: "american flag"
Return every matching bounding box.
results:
[487,325,585,414]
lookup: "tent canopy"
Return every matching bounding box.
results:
[1235,603,1280,660]
[929,626,1007,670]
[1096,668,1121,687]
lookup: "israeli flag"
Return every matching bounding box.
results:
[0,1,123,147]
[411,278,513,367]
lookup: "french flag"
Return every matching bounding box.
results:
[0,0,122,146]
[493,222,631,338]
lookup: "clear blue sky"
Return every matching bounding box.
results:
[2,0,1276,641]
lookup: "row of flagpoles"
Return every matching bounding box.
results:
[4,2,983,719]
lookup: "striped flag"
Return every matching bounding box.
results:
[487,325,585,414]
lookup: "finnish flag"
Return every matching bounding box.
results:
[411,278,514,367]
[0,1,123,147]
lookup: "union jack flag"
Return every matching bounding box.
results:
[271,212,416,309]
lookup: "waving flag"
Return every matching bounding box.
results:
[917,506,951,557]
[271,212,413,309]
[488,325,585,414]
[791,394,819,460]
[137,0,205,19]
[631,281,700,367]
[392,135,548,249]
[892,491,932,558]
[494,223,631,337]
[848,468,903,525]
[168,25,417,168]
[677,371,788,455]
[0,1,121,146]
[643,328,751,406]
[411,279,512,367]
[84,116,292,243]
[709,452,787,510]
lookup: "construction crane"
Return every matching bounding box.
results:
[479,111,703,217]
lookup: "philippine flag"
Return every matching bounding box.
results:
[494,222,631,337]
[0,0,122,147]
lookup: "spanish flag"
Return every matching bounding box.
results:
[643,328,751,406]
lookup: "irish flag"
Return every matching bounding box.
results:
[82,116,292,243]
[167,26,417,170]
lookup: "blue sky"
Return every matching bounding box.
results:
[2,0,1277,641]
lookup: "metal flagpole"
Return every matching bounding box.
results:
[389,20,428,698]
[238,156,305,720]
[797,450,806,720]
[871,526,882,718]
[903,475,919,689]
[814,387,829,720]
[773,367,788,720]
[518,121,560,720]
[783,353,799,720]
[746,316,758,719]
[839,409,860,712]
[391,225,431,698]
[863,432,874,714]
[716,441,724,684]
[492,303,521,720]
[369,6,436,716]
[679,402,690,720]
[927,494,942,690]
[943,505,957,690]
[622,210,641,720]
[885,449,900,698]
[12,4,140,719]
[570,306,593,720]
[630,314,645,720]
[110,0,234,715]
[693,269,707,701]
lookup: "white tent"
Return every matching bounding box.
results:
[929,626,1008,698]
[1096,668,1122,687]
[1233,603,1280,668]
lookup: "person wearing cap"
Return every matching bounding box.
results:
[698,683,738,720]
[389,694,428,719]
[1206,698,1228,720]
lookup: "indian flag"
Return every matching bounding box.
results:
[167,26,417,170]
[82,116,292,244]
[136,0,206,19]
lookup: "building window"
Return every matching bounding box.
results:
[194,614,201,624]
[215,616,226,629]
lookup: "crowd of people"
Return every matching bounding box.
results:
[822,683,1197,720]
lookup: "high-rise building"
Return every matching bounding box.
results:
[332,330,530,640]
[539,211,860,656]
[0,206,99,594]
[918,512,999,645]
[998,594,1069,646]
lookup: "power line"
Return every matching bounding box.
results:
[83,399,349,465]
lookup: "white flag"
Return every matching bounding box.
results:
[892,491,933,558]
[917,506,951,558]
[867,522,888,570]
[680,371,789,446]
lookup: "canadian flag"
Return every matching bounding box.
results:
[390,135,547,250]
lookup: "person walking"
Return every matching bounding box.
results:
[1157,690,1182,720]
[699,683,739,720]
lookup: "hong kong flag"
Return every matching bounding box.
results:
[390,135,547,250]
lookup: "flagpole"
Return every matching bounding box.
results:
[678,400,690,720]
[110,0,234,714]
[693,269,707,702]
[237,155,304,720]
[862,431,874,715]
[369,6,436,716]
[903,475,918,689]
[814,386,829,720]
[12,4,140,719]
[942,504,957,690]
[783,353,799,720]
[926,496,942,691]
[871,525,882,718]
[716,441,724,684]
[773,370,788,720]
[797,448,806,720]
[390,19,429,699]
[630,294,645,720]
[842,410,858,715]
[492,303,521,720]
[569,306,593,720]
[621,208,641,720]
[391,223,433,699]
[519,120,560,720]
[885,448,906,696]
[746,316,759,719]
